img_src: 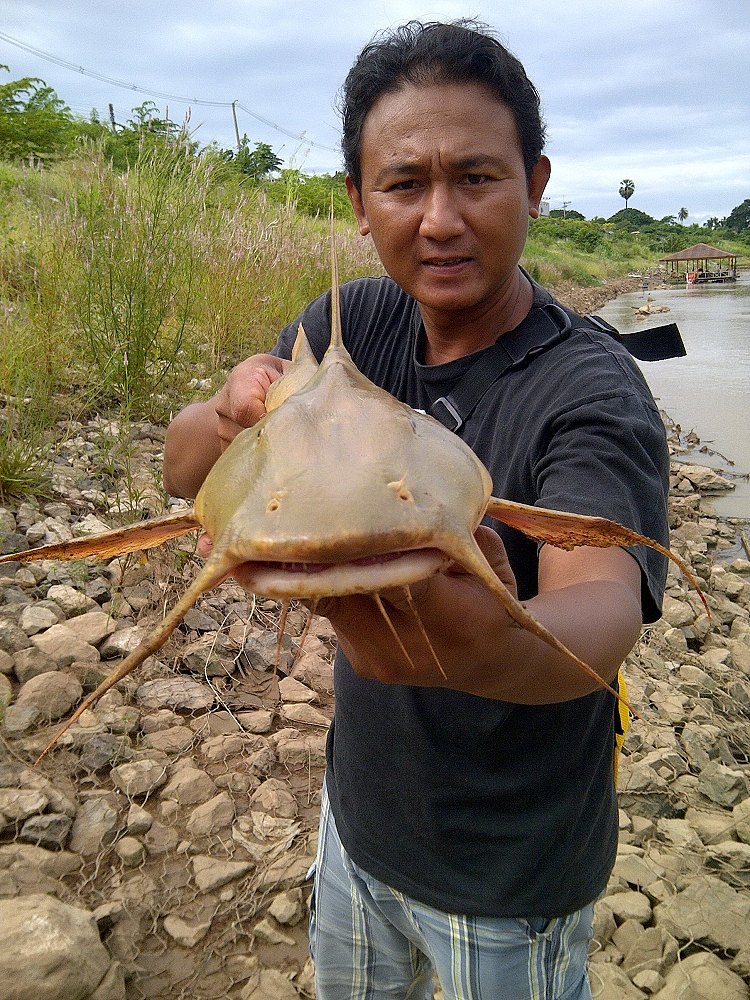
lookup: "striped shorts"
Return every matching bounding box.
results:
[308,785,594,1000]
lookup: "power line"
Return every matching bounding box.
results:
[0,29,340,153]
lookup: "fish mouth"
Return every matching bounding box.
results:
[230,548,452,600]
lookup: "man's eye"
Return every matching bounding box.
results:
[464,173,488,185]
[389,179,419,191]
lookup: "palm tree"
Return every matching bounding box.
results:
[619,179,635,211]
[678,207,689,225]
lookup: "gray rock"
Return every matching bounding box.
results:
[186,791,235,838]
[653,875,750,953]
[61,610,118,647]
[45,583,96,615]
[69,796,121,856]
[19,813,73,851]
[162,914,212,947]
[160,766,217,806]
[0,788,48,821]
[78,733,133,772]
[191,854,253,892]
[0,619,32,654]
[30,625,100,667]
[136,676,214,712]
[622,925,679,979]
[588,963,647,1000]
[13,645,59,683]
[697,761,748,807]
[15,670,83,721]
[0,893,111,1000]
[703,841,750,888]
[1,703,41,735]
[0,648,13,675]
[111,759,167,797]
[652,951,749,1000]
[18,604,60,636]
[114,836,146,868]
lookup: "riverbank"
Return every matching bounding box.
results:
[550,274,650,315]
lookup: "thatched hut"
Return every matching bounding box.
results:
[660,243,737,283]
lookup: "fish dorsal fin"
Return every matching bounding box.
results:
[326,209,343,356]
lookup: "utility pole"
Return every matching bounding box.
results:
[562,200,570,220]
[231,101,241,151]
[108,103,117,132]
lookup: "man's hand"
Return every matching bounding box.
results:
[163,353,290,499]
[213,355,291,451]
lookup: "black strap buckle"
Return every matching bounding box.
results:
[430,396,463,432]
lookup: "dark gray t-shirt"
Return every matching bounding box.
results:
[272,274,669,918]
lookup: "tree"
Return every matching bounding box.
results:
[677,207,689,225]
[618,178,635,210]
[724,198,750,234]
[0,66,78,161]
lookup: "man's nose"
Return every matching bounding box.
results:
[418,185,466,241]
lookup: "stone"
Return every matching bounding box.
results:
[697,761,748,807]
[240,967,299,1000]
[111,759,168,797]
[278,675,318,703]
[186,792,235,839]
[279,702,330,727]
[588,962,647,1000]
[15,669,83,720]
[0,619,32,654]
[622,925,679,979]
[0,893,111,1000]
[191,854,253,892]
[652,951,749,1000]
[126,803,153,836]
[0,788,49,821]
[61,610,118,647]
[653,875,750,954]
[18,604,60,636]
[160,766,217,806]
[253,916,296,946]
[268,887,305,925]
[703,841,750,888]
[115,836,146,868]
[136,676,214,712]
[18,813,73,851]
[69,796,121,856]
[30,625,99,667]
[12,645,59,683]
[99,624,152,658]
[237,709,274,734]
[45,584,96,615]
[600,889,652,925]
[163,914,212,947]
[734,797,750,844]
[250,778,298,819]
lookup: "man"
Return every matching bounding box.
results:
[164,20,669,1000]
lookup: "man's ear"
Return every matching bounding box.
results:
[528,156,551,219]
[346,175,370,236]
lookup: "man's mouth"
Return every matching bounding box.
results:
[424,256,471,267]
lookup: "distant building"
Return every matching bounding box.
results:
[539,199,550,217]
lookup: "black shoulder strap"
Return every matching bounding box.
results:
[429,301,685,432]
[430,302,571,432]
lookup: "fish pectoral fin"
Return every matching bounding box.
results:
[485,497,709,616]
[0,510,201,565]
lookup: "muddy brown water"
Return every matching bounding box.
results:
[599,271,750,520]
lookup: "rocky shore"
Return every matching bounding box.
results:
[0,401,749,999]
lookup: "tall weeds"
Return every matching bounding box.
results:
[0,147,380,502]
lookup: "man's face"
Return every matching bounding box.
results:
[346,81,550,324]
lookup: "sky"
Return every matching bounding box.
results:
[2,0,748,224]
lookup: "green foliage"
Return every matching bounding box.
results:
[223,138,282,180]
[265,170,354,220]
[0,66,79,162]
[549,209,585,220]
[724,198,750,235]
[607,207,655,229]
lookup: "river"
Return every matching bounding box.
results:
[598,273,750,521]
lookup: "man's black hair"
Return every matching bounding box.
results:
[340,20,546,190]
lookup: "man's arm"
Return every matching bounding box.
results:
[163,354,290,499]
[313,527,642,704]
